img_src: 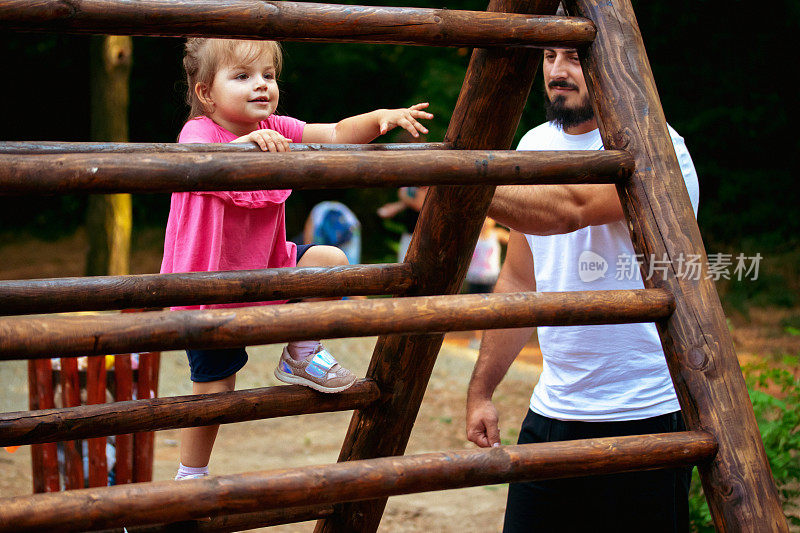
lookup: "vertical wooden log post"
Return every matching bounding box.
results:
[86,35,133,278]
[59,357,85,489]
[315,1,560,531]
[133,351,159,482]
[114,353,134,485]
[86,355,108,487]
[563,0,787,530]
[27,360,59,493]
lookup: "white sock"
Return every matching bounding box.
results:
[287,340,321,361]
[175,463,209,480]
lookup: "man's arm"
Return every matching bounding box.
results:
[466,230,536,448]
[488,183,624,235]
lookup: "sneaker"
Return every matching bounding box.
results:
[274,345,356,393]
[178,473,208,480]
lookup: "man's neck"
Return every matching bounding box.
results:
[563,118,598,135]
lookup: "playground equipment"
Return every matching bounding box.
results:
[0,0,788,531]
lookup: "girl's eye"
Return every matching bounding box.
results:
[236,73,248,80]
[264,73,275,80]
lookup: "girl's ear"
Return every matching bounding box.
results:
[195,82,215,113]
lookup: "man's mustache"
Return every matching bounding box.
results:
[548,80,580,90]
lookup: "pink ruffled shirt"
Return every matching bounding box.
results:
[160,115,306,309]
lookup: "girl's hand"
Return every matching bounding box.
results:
[378,103,433,138]
[232,129,290,152]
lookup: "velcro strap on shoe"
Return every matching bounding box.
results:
[306,349,337,379]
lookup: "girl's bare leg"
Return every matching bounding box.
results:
[288,245,348,359]
[179,374,236,467]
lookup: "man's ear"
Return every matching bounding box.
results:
[195,83,214,113]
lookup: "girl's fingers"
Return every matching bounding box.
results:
[409,102,430,110]
[411,110,434,120]
[399,118,419,137]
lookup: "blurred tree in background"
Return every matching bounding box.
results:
[1,0,797,271]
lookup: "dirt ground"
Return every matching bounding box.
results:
[1,229,798,532]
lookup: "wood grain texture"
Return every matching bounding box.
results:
[563,0,787,530]
[124,505,335,533]
[0,150,633,195]
[0,380,380,447]
[59,357,85,490]
[0,263,414,316]
[113,353,133,485]
[86,355,108,487]
[132,351,158,483]
[0,0,594,47]
[0,289,674,361]
[0,431,716,532]
[27,360,59,493]
[320,2,563,530]
[0,141,451,154]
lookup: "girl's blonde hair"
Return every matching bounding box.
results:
[183,38,283,119]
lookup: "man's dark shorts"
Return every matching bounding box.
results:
[503,409,691,533]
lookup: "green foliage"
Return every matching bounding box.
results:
[718,248,800,316]
[723,273,798,315]
[781,316,800,337]
[689,362,800,530]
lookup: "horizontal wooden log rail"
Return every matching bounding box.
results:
[0,380,379,447]
[0,141,451,154]
[0,0,595,48]
[0,263,413,316]
[0,150,633,195]
[0,289,674,361]
[0,431,716,532]
[124,505,335,533]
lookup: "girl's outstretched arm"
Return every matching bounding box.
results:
[302,103,433,144]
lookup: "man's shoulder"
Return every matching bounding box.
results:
[516,122,559,150]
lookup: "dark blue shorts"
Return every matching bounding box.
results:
[186,243,315,383]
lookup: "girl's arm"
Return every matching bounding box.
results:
[302,103,433,144]
[377,201,407,219]
[399,186,427,212]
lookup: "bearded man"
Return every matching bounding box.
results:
[465,47,700,532]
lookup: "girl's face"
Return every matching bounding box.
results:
[199,50,279,136]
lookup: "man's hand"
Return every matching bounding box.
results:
[466,397,501,448]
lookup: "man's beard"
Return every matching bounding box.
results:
[544,88,595,130]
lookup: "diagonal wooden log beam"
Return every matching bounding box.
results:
[563,0,787,530]
[0,0,595,48]
[318,1,565,531]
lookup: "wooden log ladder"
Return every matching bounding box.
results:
[0,0,787,531]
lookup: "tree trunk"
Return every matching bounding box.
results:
[86,35,132,277]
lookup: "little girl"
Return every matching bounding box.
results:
[162,38,433,480]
